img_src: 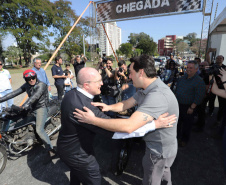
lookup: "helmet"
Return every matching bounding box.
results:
[23,69,37,81]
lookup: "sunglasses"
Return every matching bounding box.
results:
[0,63,2,65]
[25,76,36,81]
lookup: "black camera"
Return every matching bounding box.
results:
[117,67,124,77]
[118,67,123,73]
[207,64,221,76]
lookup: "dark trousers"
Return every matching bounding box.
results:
[59,152,101,185]
[142,147,176,185]
[208,92,216,114]
[196,96,209,130]
[223,126,226,172]
[55,84,64,101]
[177,104,195,143]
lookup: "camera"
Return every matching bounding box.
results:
[117,67,124,77]
[119,67,123,73]
[207,64,221,76]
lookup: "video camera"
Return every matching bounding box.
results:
[207,64,221,76]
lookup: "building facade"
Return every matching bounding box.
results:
[98,22,121,57]
[158,35,177,56]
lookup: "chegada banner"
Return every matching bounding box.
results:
[96,0,203,23]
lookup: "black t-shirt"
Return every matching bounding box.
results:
[199,70,209,85]
[51,64,64,86]
[213,64,226,89]
[73,60,85,76]
[101,68,115,96]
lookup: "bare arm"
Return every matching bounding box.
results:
[104,67,114,78]
[74,107,176,133]
[92,96,137,113]
[9,78,12,84]
[52,75,66,79]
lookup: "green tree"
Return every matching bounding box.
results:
[133,48,143,57]
[176,42,189,56]
[52,0,90,60]
[119,43,133,58]
[136,40,157,55]
[184,32,198,46]
[128,33,138,47]
[128,32,157,55]
[0,0,55,65]
[2,46,23,65]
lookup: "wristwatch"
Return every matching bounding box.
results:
[222,81,226,84]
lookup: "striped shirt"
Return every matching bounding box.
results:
[175,73,205,105]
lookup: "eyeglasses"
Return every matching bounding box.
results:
[0,64,2,66]
[85,79,102,84]
[25,76,36,81]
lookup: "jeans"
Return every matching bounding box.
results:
[102,95,116,117]
[65,85,72,93]
[142,147,176,185]
[0,89,14,113]
[35,107,53,151]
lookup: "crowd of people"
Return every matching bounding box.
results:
[0,52,225,185]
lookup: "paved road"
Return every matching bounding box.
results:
[0,68,226,185]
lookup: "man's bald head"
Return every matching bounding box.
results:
[77,67,99,86]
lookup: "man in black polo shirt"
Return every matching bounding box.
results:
[51,56,66,100]
[71,54,87,77]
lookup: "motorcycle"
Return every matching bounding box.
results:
[0,99,61,172]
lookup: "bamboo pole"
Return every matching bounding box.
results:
[101,22,119,63]
[19,1,93,106]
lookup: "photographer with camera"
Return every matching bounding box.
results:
[115,60,137,103]
[71,54,87,77]
[211,67,226,174]
[207,51,226,127]
[98,58,116,117]
[161,60,179,91]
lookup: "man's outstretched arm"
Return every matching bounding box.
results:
[73,107,176,133]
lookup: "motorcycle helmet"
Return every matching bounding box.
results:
[23,69,37,82]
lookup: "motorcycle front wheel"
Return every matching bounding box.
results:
[0,145,7,174]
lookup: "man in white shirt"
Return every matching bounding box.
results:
[0,61,13,112]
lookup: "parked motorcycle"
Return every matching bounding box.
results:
[0,99,61,169]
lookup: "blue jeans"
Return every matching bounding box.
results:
[102,95,116,117]
[0,89,14,113]
[35,107,53,151]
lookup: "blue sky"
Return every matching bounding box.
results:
[2,0,226,49]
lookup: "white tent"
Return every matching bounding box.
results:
[210,7,226,34]
[209,7,226,63]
